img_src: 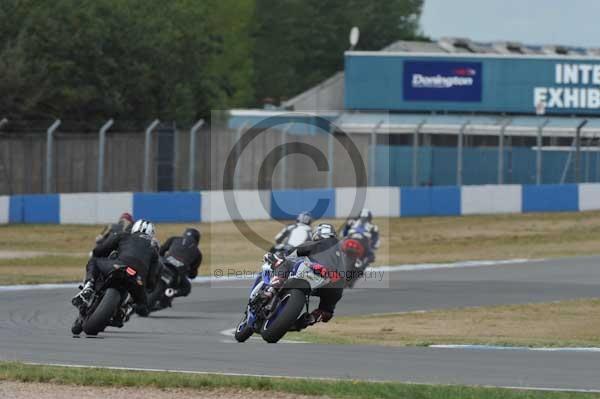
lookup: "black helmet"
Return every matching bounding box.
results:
[296,211,312,225]
[183,228,201,244]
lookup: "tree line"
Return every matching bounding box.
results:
[0,0,424,126]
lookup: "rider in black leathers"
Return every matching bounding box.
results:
[95,212,133,245]
[158,228,203,298]
[72,220,159,319]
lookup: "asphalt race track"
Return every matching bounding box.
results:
[1,256,600,391]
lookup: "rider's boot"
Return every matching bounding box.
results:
[289,312,315,331]
[71,280,95,308]
[71,315,83,335]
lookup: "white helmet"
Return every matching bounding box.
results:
[312,223,337,241]
[131,219,155,238]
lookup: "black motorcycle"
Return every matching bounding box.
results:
[145,256,188,313]
[72,264,140,336]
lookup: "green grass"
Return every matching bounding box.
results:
[0,255,88,285]
[285,299,600,349]
[0,362,597,399]
[5,210,600,285]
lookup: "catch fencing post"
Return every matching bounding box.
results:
[457,121,469,186]
[143,119,160,192]
[97,119,114,192]
[45,119,61,193]
[575,119,588,183]
[536,119,550,185]
[188,119,204,191]
[326,123,335,189]
[369,120,384,186]
[497,119,511,184]
[281,123,293,189]
[412,120,426,187]
[234,122,248,190]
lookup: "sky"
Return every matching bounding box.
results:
[420,0,600,48]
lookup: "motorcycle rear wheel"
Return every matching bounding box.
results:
[82,288,121,335]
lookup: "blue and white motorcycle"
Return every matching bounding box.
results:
[234,257,330,343]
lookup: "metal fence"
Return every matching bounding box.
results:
[1,115,599,195]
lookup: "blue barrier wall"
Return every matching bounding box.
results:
[401,186,461,216]
[133,192,201,222]
[345,52,600,115]
[271,189,335,220]
[9,195,60,224]
[2,184,599,225]
[522,184,579,213]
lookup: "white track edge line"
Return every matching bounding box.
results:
[18,361,600,393]
[430,344,600,352]
[0,258,538,292]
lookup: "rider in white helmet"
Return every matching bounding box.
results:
[71,219,159,333]
[271,211,313,253]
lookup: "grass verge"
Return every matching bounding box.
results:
[0,362,597,399]
[0,256,88,285]
[4,210,600,284]
[287,299,600,348]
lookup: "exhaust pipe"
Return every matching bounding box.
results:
[165,288,176,298]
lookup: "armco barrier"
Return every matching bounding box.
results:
[1,184,600,225]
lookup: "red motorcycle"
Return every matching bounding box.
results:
[340,232,370,288]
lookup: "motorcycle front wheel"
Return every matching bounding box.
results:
[234,312,254,342]
[260,289,306,343]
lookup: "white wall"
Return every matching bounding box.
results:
[202,190,271,222]
[97,193,133,224]
[579,183,600,211]
[461,185,522,215]
[335,187,401,218]
[0,196,8,224]
[60,192,133,225]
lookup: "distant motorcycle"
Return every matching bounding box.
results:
[234,257,330,344]
[73,264,140,335]
[145,255,188,313]
[340,231,370,288]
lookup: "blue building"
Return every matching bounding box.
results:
[231,38,600,187]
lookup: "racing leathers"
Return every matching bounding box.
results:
[158,236,203,297]
[272,237,346,328]
[341,219,380,265]
[95,220,132,245]
[85,232,159,315]
[272,222,312,252]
